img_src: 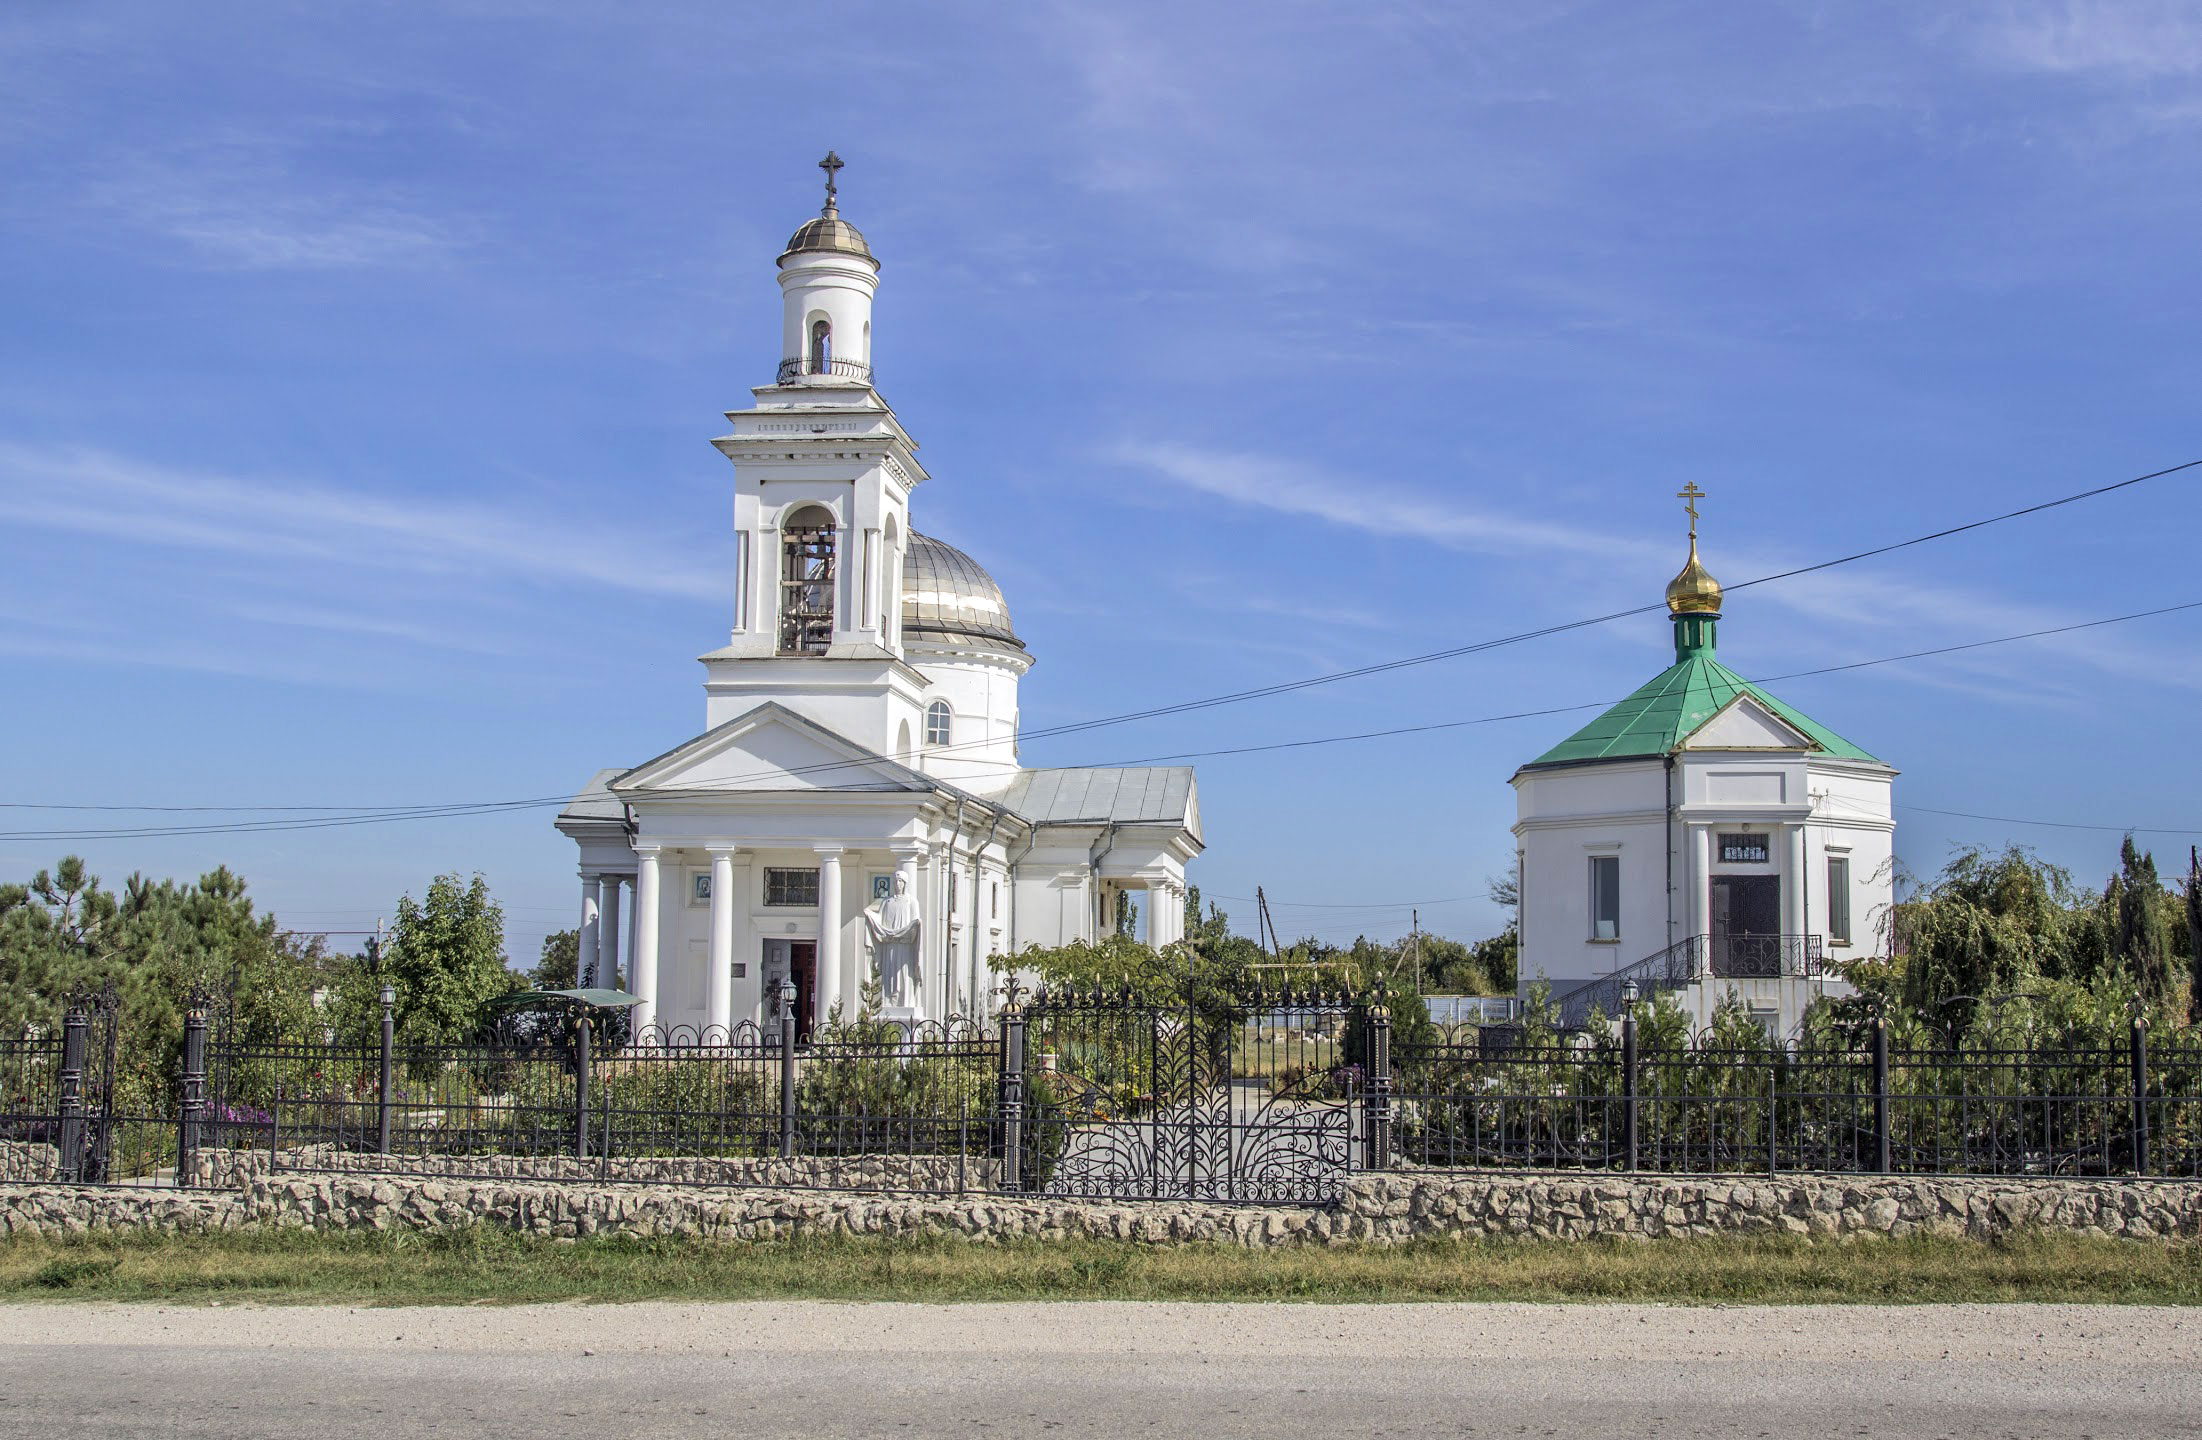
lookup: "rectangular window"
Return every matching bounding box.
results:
[990,882,999,919]
[764,867,820,907]
[1719,833,1770,864]
[1827,856,1852,944]
[1588,856,1620,942]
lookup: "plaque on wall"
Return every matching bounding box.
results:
[1719,833,1770,864]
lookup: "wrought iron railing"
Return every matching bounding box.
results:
[776,355,872,384]
[1555,934,1825,1026]
[1392,1026,2202,1178]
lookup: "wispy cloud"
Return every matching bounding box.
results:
[75,139,465,271]
[1971,1,2202,77]
[0,444,723,602]
[1115,440,1661,565]
[1116,439,2202,699]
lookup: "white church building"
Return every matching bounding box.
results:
[1511,491,1896,1037]
[558,158,1201,1039]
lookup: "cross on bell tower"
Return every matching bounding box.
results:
[819,151,844,211]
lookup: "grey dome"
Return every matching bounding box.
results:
[780,205,874,263]
[902,533,1022,649]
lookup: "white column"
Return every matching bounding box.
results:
[923,842,947,1020]
[731,853,757,1026]
[1784,825,1809,939]
[578,875,602,989]
[632,847,662,1036]
[815,847,845,1024]
[1689,825,1712,976]
[965,862,984,1014]
[707,847,736,1038]
[861,528,879,633]
[597,877,624,989]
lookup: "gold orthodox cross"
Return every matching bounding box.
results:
[1677,481,1705,541]
[819,151,844,204]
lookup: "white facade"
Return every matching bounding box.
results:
[558,167,1201,1038]
[1511,556,1895,1038]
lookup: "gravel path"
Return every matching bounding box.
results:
[2,1300,2197,1437]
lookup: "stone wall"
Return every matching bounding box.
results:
[188,1146,996,1194]
[4,1165,2200,1246]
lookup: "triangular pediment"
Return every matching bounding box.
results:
[1679,693,1816,752]
[612,703,930,796]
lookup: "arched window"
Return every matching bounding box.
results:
[925,700,952,747]
[809,318,832,374]
[778,505,836,655]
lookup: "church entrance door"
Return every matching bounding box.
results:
[761,939,819,1040]
[1709,875,1781,978]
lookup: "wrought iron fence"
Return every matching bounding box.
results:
[207,1012,1000,1195]
[1395,1018,2202,1178]
[11,987,2202,1195]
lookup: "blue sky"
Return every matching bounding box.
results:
[5,1,2200,965]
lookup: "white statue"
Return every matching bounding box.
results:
[862,871,923,1012]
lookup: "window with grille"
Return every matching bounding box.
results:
[1588,856,1620,941]
[1719,833,1770,864]
[1827,856,1852,943]
[764,867,820,907]
[779,515,836,655]
[925,700,952,747]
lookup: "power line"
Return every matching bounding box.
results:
[1902,805,2202,838]
[1089,598,2202,769]
[6,594,2197,842]
[5,459,2196,840]
[1202,893,1483,910]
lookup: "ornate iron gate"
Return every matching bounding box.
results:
[1001,982,1379,1205]
[53,989,121,1184]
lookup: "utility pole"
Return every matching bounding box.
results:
[1411,908,1421,995]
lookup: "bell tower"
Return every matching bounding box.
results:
[702,155,929,753]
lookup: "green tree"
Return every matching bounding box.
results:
[2108,835,2175,1006]
[1894,847,2089,1019]
[384,873,518,1045]
[532,928,580,989]
[2186,847,2202,1024]
[0,857,323,1105]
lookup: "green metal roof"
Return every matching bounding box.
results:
[1524,651,1880,770]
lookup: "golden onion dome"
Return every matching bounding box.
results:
[1665,537,1723,614]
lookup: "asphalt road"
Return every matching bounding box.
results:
[2,1299,2198,1438]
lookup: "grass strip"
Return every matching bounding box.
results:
[1,1228,2198,1306]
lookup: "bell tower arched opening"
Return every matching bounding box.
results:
[778,504,838,656]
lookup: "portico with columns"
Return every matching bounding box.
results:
[555,158,1201,1038]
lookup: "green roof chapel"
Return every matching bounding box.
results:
[1522,487,1879,772]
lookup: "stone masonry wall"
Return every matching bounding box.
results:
[3,1166,2200,1246]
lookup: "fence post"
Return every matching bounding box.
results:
[999,998,1026,1192]
[1365,993,1393,1172]
[2130,1005,2150,1177]
[1872,1013,1891,1175]
[55,1002,88,1184]
[778,978,797,1161]
[1620,980,1639,1172]
[377,983,396,1156]
[573,1009,592,1162]
[176,1001,208,1188]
